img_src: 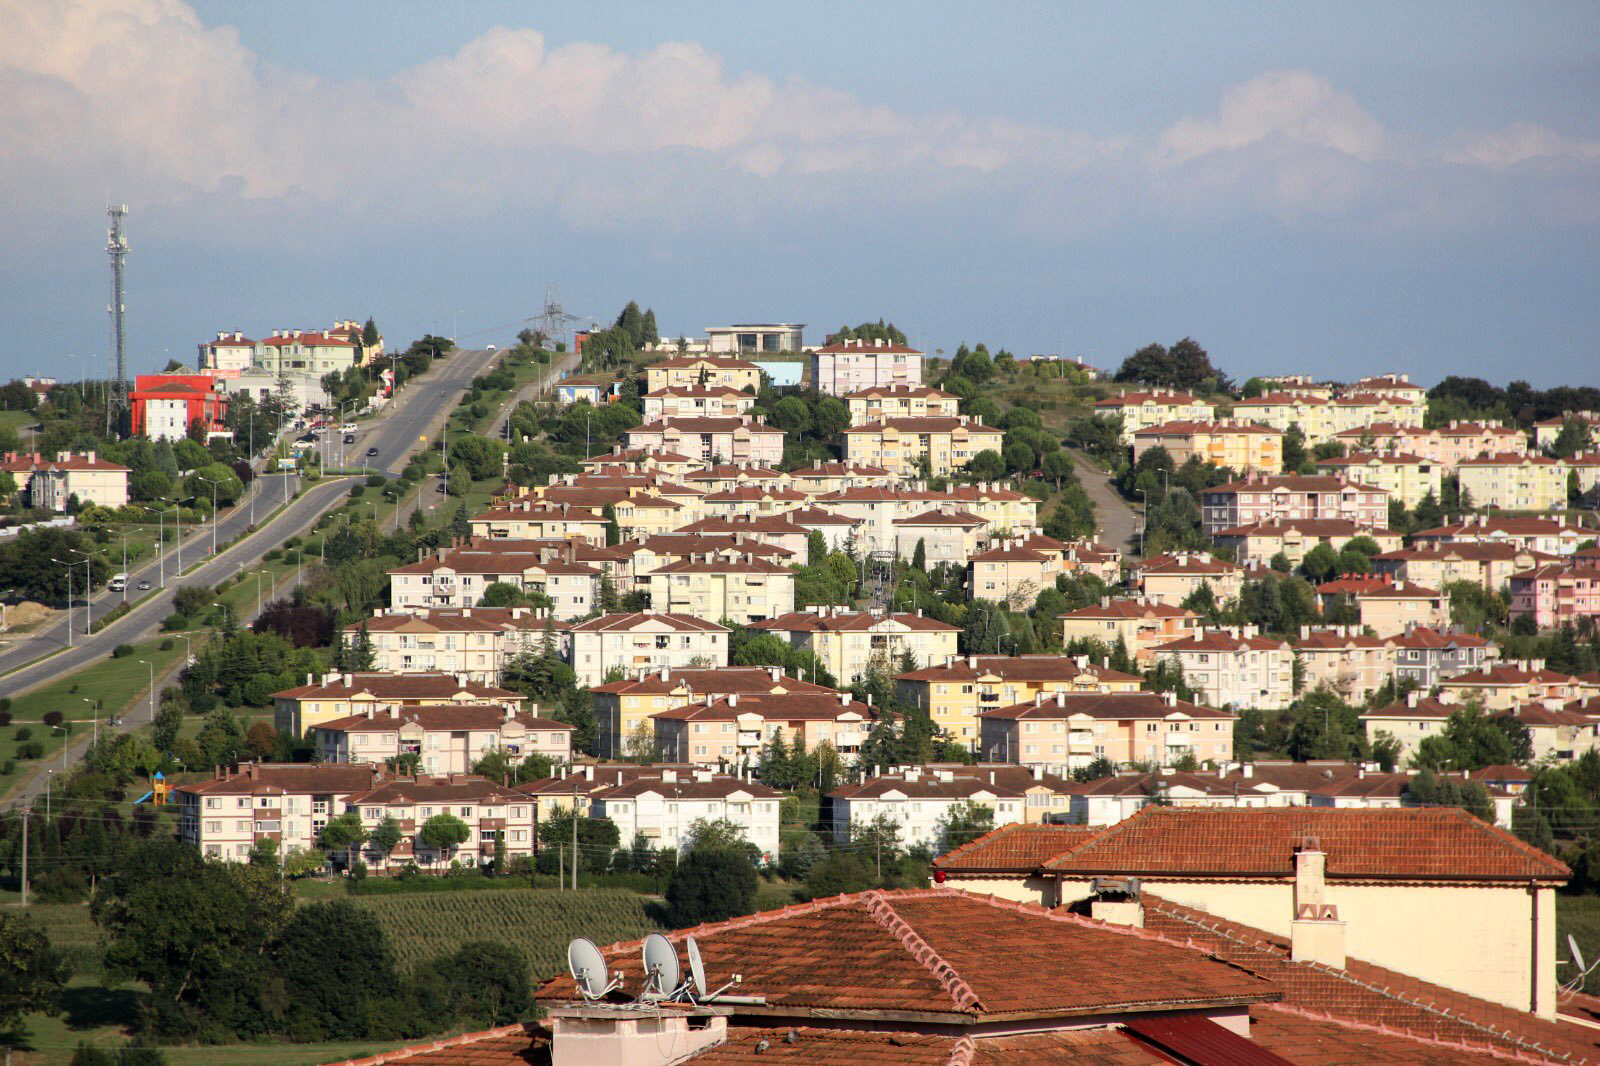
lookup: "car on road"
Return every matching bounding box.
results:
[137,580,151,590]
[486,344,497,350]
[344,434,355,444]
[366,446,379,456]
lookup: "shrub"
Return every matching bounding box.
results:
[42,711,63,727]
[15,727,32,741]
[0,712,10,726]
[112,643,135,658]
[263,549,281,562]
[0,697,9,711]
[348,485,365,498]
[1,760,13,776]
[161,613,189,631]
[365,474,386,488]
[16,742,44,759]
[159,638,174,651]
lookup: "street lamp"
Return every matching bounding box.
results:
[68,548,91,637]
[81,697,98,747]
[1135,487,1149,557]
[137,660,156,722]
[50,557,73,647]
[286,548,303,587]
[118,530,129,603]
[196,476,221,554]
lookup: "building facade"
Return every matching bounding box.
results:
[809,339,925,396]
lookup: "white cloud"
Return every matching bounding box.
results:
[1156,70,1386,165]
[1441,122,1600,168]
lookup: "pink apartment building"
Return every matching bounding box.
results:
[1510,565,1600,629]
[624,415,785,466]
[1199,475,1388,537]
[809,339,925,396]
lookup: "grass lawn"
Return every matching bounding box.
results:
[0,636,192,798]
[1558,893,1600,994]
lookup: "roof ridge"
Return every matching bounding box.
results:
[325,1023,532,1064]
[1263,1004,1568,1065]
[862,891,982,1012]
[945,1034,978,1066]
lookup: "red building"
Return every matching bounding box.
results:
[131,374,229,442]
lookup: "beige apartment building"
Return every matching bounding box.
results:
[749,607,959,684]
[342,607,548,683]
[1292,626,1396,703]
[388,543,600,619]
[1315,576,1448,638]
[1371,543,1558,594]
[978,690,1235,771]
[674,513,813,557]
[625,414,786,466]
[966,542,1063,608]
[344,774,537,871]
[844,385,960,425]
[698,484,811,520]
[812,484,1038,556]
[565,612,729,687]
[1358,692,1460,761]
[644,355,762,393]
[646,553,795,624]
[175,762,384,863]
[1131,419,1283,473]
[1411,514,1592,557]
[653,690,876,766]
[1316,452,1442,509]
[1438,659,1584,711]
[1533,411,1600,450]
[1334,420,1527,470]
[1456,454,1570,511]
[1152,626,1295,710]
[1211,519,1403,569]
[1057,597,1201,663]
[270,671,526,737]
[895,654,1144,748]
[311,705,573,773]
[1325,392,1426,436]
[611,492,698,539]
[893,507,989,565]
[609,532,796,591]
[1132,552,1244,607]
[1232,392,1338,442]
[1093,390,1217,444]
[843,415,1005,476]
[469,501,609,544]
[590,666,838,758]
[785,460,898,495]
[642,385,755,420]
[1,451,131,511]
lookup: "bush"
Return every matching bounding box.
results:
[160,613,189,631]
[365,474,386,488]
[16,742,44,759]
[159,638,174,651]
[348,485,365,498]
[42,711,63,727]
[0,697,10,712]
[15,727,32,741]
[1,760,13,776]
[0,712,10,727]
[112,643,135,658]
[173,584,213,616]
[263,549,281,562]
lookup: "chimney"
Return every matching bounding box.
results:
[1290,848,1346,968]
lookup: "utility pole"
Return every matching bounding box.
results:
[19,809,28,907]
[106,204,130,437]
[571,780,580,891]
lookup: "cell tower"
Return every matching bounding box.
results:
[534,283,587,349]
[106,204,130,435]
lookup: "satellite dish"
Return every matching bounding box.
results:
[1572,934,1588,975]
[567,937,620,1000]
[686,935,707,998]
[641,933,681,1000]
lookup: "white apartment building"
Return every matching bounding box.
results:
[389,545,600,620]
[829,767,1032,851]
[1152,626,1296,710]
[705,323,804,355]
[345,607,550,683]
[810,339,925,396]
[174,762,384,863]
[270,671,526,737]
[566,612,730,687]
[311,705,573,774]
[646,554,796,624]
[749,607,959,684]
[588,768,783,862]
[344,774,536,871]
[1,451,131,511]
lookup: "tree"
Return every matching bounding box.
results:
[1114,338,1228,392]
[910,537,926,572]
[272,900,399,1039]
[665,848,758,927]
[479,581,536,608]
[320,812,368,871]
[418,813,471,866]
[1041,450,1074,490]
[935,800,995,851]
[0,527,112,601]
[1406,770,1495,822]
[966,450,1004,481]
[806,529,828,567]
[1412,700,1532,772]
[682,817,761,865]
[368,816,404,862]
[416,941,531,1028]
[1302,542,1339,582]
[0,911,70,1033]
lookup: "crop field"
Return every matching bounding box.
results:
[352,886,665,977]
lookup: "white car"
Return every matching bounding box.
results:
[486,344,497,350]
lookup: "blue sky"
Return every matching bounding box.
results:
[2,1,1596,385]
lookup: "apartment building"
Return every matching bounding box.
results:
[978,690,1235,771]
[590,666,838,758]
[1057,597,1201,663]
[311,705,573,773]
[1325,392,1425,436]
[609,532,796,591]
[1231,392,1338,443]
[1210,518,1403,568]
[1438,659,1583,711]
[1510,565,1600,629]
[785,459,898,495]
[1359,692,1468,761]
[698,484,811,520]
[610,492,696,538]
[809,338,925,396]
[829,766,1053,850]
[1316,452,1442,509]
[894,654,1144,747]
[270,671,525,737]
[1390,626,1498,689]
[652,690,875,767]
[251,326,369,376]
[1314,575,1448,638]
[175,762,383,862]
[388,543,600,619]
[578,445,699,478]
[624,415,785,466]
[1152,626,1295,710]
[749,607,960,683]
[843,384,959,425]
[566,612,729,687]
[1507,701,1600,763]
[1371,543,1558,593]
[0,451,130,511]
[1292,626,1395,703]
[1457,453,1571,511]
[342,607,549,683]
[1412,514,1592,556]
[1093,390,1216,445]
[1533,411,1600,450]
[966,542,1063,608]
[642,386,755,420]
[589,769,782,861]
[1334,421,1527,470]
[704,323,804,355]
[130,373,229,441]
[1199,475,1388,537]
[469,501,609,544]
[786,505,865,552]
[813,484,1038,556]
[1131,551,1244,608]
[843,415,1004,477]
[1131,419,1283,473]
[893,507,989,566]
[643,355,762,393]
[646,553,795,624]
[343,774,536,870]
[196,330,257,373]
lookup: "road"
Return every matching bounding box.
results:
[1070,449,1142,557]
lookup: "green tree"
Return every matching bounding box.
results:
[935,800,995,851]
[1301,542,1338,582]
[418,813,471,866]
[320,811,368,871]
[367,816,404,862]
[0,911,70,1034]
[272,900,399,1039]
[1406,770,1495,822]
[966,449,1004,481]
[1412,700,1532,771]
[910,537,926,572]
[665,848,758,927]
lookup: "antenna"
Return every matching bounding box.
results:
[1572,935,1587,977]
[106,204,130,436]
[567,937,623,1001]
[1560,934,1600,996]
[641,932,688,1001]
[683,935,763,1004]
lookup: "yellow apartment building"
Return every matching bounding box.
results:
[1093,390,1217,444]
[1317,452,1443,509]
[843,415,1005,476]
[1133,419,1283,473]
[1456,454,1571,511]
[647,554,796,624]
[845,385,960,425]
[894,654,1144,748]
[644,355,762,393]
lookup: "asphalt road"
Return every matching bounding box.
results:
[1070,449,1143,557]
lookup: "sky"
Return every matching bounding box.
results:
[2,1,1597,386]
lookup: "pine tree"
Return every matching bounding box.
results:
[603,503,621,546]
[911,538,926,572]
[349,624,376,671]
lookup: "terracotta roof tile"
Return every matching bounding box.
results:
[933,823,1101,872]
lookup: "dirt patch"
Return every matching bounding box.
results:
[0,600,56,634]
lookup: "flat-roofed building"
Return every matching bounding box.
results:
[979,689,1234,771]
[704,323,803,356]
[311,704,572,773]
[566,612,729,687]
[749,607,959,684]
[1152,626,1295,710]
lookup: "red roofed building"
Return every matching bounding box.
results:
[343,773,534,870]
[130,373,228,441]
[253,325,365,376]
[311,704,572,772]
[566,611,730,687]
[1200,474,1388,537]
[978,689,1235,772]
[1314,574,1448,638]
[589,666,837,758]
[0,450,129,510]
[1057,596,1201,663]
[1152,626,1295,710]
[810,337,925,395]
[1510,564,1600,629]
[176,761,383,863]
[749,606,959,684]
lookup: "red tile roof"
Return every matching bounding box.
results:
[980,691,1232,721]
[814,340,924,354]
[269,673,522,702]
[566,612,728,634]
[588,667,835,697]
[311,706,571,734]
[1038,806,1569,882]
[933,823,1101,872]
[749,610,957,633]
[895,655,1142,686]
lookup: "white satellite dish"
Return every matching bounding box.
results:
[641,933,683,1000]
[567,937,621,1000]
[1572,934,1588,976]
[686,935,708,999]
[683,934,759,1004]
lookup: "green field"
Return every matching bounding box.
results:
[1559,893,1600,994]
